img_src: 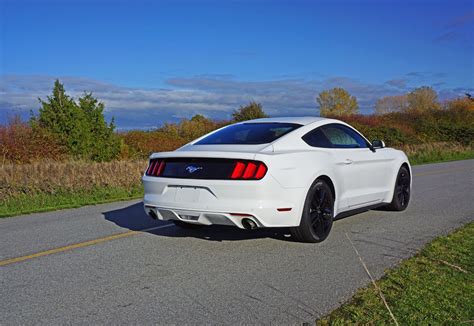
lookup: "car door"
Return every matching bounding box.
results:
[319,124,389,209]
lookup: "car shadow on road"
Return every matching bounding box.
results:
[103,202,293,242]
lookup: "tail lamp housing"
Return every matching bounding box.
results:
[145,159,166,177]
[145,158,267,180]
[230,161,267,180]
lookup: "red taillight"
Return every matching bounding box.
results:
[231,161,246,179]
[145,161,155,175]
[152,160,160,175]
[242,162,257,179]
[254,164,267,179]
[146,159,166,177]
[156,161,165,176]
[230,161,267,180]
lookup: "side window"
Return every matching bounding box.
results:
[321,124,368,149]
[302,128,333,148]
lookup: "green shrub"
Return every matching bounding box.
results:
[335,105,474,147]
[351,123,413,146]
[232,101,268,122]
[31,80,121,161]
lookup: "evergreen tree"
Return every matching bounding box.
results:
[32,80,120,161]
[78,92,121,161]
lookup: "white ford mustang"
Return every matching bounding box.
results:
[143,117,411,243]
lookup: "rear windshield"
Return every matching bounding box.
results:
[195,122,302,145]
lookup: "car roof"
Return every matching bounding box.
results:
[242,116,329,126]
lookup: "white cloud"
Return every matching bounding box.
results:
[0,74,471,129]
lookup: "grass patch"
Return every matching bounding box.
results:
[408,149,474,165]
[0,185,143,218]
[317,222,474,325]
[0,159,145,217]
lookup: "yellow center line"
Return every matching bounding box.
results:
[0,224,174,267]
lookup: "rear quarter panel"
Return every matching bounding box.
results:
[255,149,345,216]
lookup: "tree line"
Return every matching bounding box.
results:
[316,86,473,116]
[1,80,472,163]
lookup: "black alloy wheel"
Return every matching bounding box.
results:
[386,166,411,211]
[291,179,334,243]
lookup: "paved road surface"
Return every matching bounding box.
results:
[1,160,473,324]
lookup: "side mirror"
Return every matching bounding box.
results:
[372,140,385,149]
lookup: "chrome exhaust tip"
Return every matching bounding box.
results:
[241,218,258,230]
[148,210,158,220]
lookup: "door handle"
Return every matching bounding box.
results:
[343,159,353,165]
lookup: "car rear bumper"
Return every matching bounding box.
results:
[142,174,305,228]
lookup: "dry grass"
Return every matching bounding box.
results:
[398,142,474,165]
[1,141,472,211]
[1,142,472,199]
[399,142,471,156]
[0,160,147,198]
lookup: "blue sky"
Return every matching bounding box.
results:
[1,0,473,129]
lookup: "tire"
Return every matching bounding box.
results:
[172,220,206,229]
[291,179,334,243]
[385,166,411,211]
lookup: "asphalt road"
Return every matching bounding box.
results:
[1,159,473,324]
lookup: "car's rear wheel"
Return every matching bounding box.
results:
[386,166,411,211]
[291,179,334,243]
[172,220,206,229]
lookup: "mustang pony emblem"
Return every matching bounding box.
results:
[185,165,203,174]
